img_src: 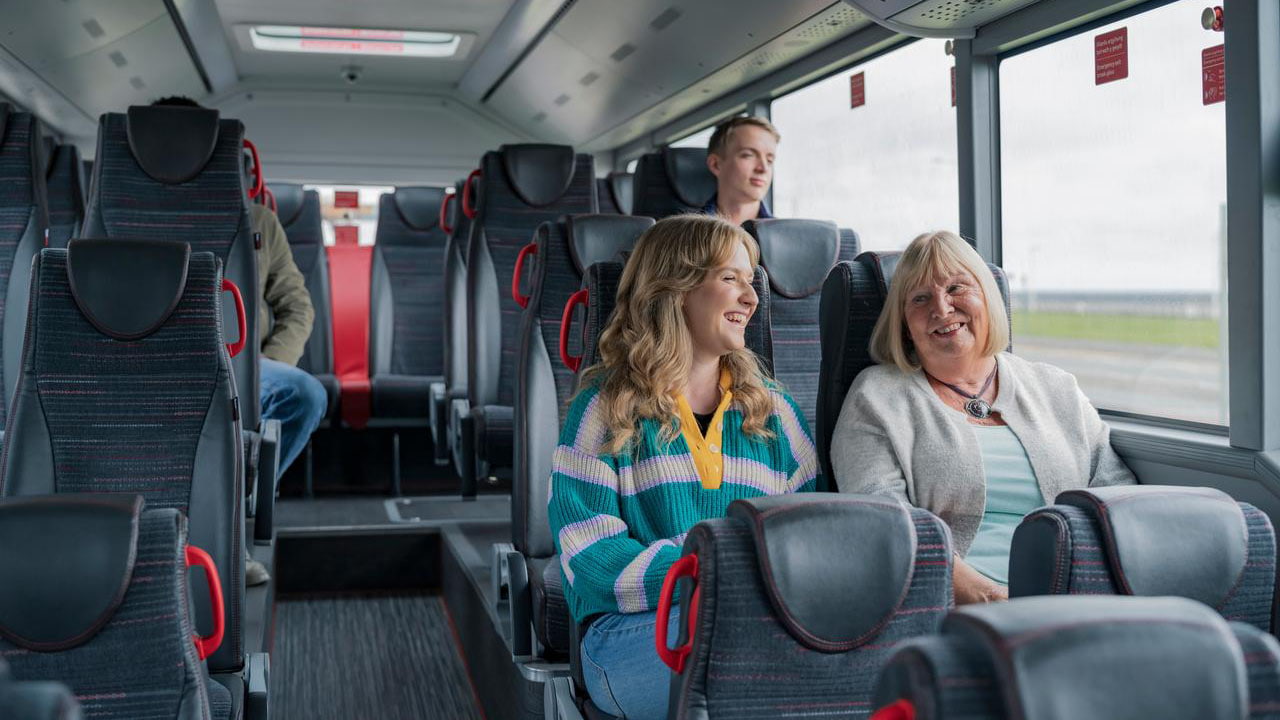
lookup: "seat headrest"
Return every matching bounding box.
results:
[607,172,634,215]
[499,144,577,207]
[951,595,1247,720]
[565,214,654,276]
[125,105,220,184]
[861,250,902,295]
[661,147,716,207]
[65,239,191,341]
[0,494,145,651]
[1058,485,1250,610]
[271,183,306,227]
[394,186,445,231]
[745,219,840,299]
[727,493,916,651]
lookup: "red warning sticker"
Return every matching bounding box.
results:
[335,225,359,245]
[1202,44,1225,105]
[1094,28,1128,85]
[850,72,865,109]
[335,190,359,209]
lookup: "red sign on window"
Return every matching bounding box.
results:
[1202,44,1225,105]
[335,225,359,245]
[335,190,359,209]
[850,72,865,109]
[1095,28,1128,85]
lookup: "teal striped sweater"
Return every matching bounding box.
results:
[549,381,820,624]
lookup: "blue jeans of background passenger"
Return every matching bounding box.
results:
[260,357,327,485]
[580,608,680,720]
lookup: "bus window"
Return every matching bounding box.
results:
[771,39,958,251]
[669,125,716,149]
[309,185,394,246]
[1000,0,1228,426]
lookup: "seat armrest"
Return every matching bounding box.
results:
[246,651,269,720]
[429,382,449,464]
[506,549,533,659]
[254,420,281,545]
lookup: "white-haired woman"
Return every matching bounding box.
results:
[832,231,1134,605]
[549,214,820,719]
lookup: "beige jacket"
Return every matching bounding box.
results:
[250,203,314,366]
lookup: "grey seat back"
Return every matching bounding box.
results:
[0,494,219,719]
[0,105,48,430]
[45,144,86,248]
[816,252,1011,487]
[632,147,715,219]
[371,187,448,379]
[0,240,244,674]
[0,658,80,720]
[271,183,332,376]
[744,219,860,432]
[445,177,475,398]
[874,595,1280,720]
[595,172,633,215]
[82,105,260,434]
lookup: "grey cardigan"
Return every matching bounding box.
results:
[831,352,1135,555]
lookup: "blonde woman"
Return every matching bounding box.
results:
[832,231,1133,606]
[549,214,819,719]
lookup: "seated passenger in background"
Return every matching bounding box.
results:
[831,231,1134,605]
[549,215,819,720]
[702,116,779,225]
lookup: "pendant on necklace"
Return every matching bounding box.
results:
[965,398,992,419]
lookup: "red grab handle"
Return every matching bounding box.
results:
[559,289,588,372]
[243,139,264,200]
[870,700,917,720]
[440,192,456,235]
[263,186,277,213]
[462,168,481,219]
[222,279,247,359]
[656,553,699,674]
[512,242,537,309]
[185,545,225,660]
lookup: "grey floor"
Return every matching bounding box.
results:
[271,593,483,720]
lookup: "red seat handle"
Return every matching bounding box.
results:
[243,139,264,200]
[512,242,537,309]
[559,289,588,372]
[656,553,699,674]
[440,192,456,235]
[462,168,481,219]
[262,186,277,213]
[222,279,247,359]
[870,700,917,720]
[185,545,225,660]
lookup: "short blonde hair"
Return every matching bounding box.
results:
[707,116,780,158]
[869,231,1009,372]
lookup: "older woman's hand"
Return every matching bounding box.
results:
[952,556,1009,605]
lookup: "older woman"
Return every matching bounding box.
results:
[832,231,1134,604]
[549,214,819,719]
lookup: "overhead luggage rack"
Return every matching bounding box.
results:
[843,0,1044,38]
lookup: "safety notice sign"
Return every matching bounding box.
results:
[1095,28,1128,85]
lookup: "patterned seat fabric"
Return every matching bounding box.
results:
[632,147,715,219]
[669,494,953,719]
[44,144,85,249]
[744,219,859,438]
[512,214,653,657]
[370,186,448,424]
[433,178,475,465]
[0,240,245,677]
[816,252,1011,486]
[595,172,633,215]
[0,494,229,719]
[0,105,48,431]
[455,145,596,492]
[873,595,1280,720]
[1009,485,1277,633]
[271,183,338,419]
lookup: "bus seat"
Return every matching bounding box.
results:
[1009,485,1277,633]
[745,218,860,433]
[454,144,597,496]
[432,178,473,466]
[370,186,448,425]
[664,494,952,719]
[509,214,653,659]
[596,172,633,215]
[0,240,250,681]
[632,147,715,219]
[0,105,48,436]
[872,595,1280,720]
[270,183,338,420]
[0,494,232,719]
[44,144,86,248]
[816,252,1011,488]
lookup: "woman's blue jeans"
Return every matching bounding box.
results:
[579,609,680,720]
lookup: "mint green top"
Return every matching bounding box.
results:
[966,424,1045,585]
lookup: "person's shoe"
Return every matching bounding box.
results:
[246,557,270,587]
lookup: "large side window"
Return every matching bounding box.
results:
[1000,0,1228,426]
[669,125,716,149]
[772,39,958,251]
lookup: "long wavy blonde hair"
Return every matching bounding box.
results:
[580,214,774,453]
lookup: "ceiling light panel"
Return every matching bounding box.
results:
[247,25,464,58]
